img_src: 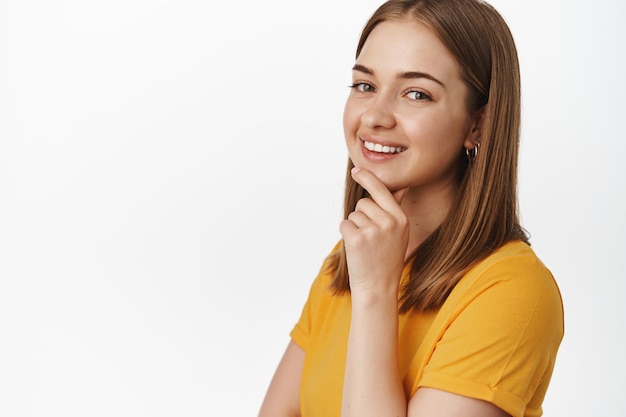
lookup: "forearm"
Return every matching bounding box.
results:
[342,291,406,417]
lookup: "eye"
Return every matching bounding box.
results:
[405,90,431,101]
[349,82,376,93]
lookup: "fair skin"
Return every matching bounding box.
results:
[259,19,508,417]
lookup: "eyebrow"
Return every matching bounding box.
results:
[352,64,445,88]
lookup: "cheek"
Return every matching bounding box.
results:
[342,101,358,138]
[402,110,468,147]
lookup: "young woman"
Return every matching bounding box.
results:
[258,1,564,416]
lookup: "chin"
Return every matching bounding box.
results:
[370,171,405,192]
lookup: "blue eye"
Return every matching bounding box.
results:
[406,90,431,101]
[349,82,375,93]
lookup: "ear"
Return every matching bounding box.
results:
[463,107,485,150]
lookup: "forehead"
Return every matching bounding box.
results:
[356,20,461,83]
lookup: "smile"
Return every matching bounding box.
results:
[363,140,406,154]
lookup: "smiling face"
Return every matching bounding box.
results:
[343,19,479,196]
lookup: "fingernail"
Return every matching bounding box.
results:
[351,166,360,174]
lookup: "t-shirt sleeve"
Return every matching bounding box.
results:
[418,254,564,417]
[290,244,341,352]
[289,275,319,351]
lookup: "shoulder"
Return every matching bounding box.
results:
[463,240,560,300]
[475,240,551,275]
[446,240,564,342]
[416,241,564,415]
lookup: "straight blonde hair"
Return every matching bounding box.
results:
[328,0,528,313]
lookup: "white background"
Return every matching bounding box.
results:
[1,0,624,415]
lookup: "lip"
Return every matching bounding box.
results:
[359,133,405,149]
[358,133,406,161]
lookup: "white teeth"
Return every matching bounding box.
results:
[364,140,405,154]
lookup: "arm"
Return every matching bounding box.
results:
[340,167,409,417]
[342,282,406,417]
[258,341,304,417]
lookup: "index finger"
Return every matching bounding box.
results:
[351,166,408,212]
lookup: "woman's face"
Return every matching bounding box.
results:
[343,19,478,194]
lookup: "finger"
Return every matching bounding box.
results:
[339,218,359,240]
[354,198,399,229]
[354,198,379,216]
[346,210,372,229]
[351,166,401,213]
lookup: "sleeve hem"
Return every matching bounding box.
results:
[418,372,525,417]
[289,324,307,352]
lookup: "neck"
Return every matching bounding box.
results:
[401,183,456,259]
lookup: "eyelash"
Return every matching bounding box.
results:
[348,82,375,92]
[404,89,432,101]
[348,82,432,101]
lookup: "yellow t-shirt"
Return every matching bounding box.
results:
[290,240,564,417]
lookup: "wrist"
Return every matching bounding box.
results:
[350,287,399,311]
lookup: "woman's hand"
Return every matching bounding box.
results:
[339,166,410,297]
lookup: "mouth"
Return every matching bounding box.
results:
[362,140,406,154]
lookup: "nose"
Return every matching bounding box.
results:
[361,93,396,129]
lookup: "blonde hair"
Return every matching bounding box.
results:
[328,0,528,313]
